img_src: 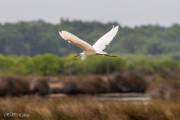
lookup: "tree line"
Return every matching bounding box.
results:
[0,19,180,56]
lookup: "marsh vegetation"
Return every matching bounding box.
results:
[0,97,180,120]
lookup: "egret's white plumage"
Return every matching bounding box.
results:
[59,26,119,60]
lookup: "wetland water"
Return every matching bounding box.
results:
[49,93,152,102]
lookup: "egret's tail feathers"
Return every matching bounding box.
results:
[98,51,107,54]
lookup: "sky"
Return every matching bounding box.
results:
[0,0,180,26]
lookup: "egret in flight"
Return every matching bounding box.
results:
[59,26,119,60]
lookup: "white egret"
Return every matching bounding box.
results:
[59,26,119,60]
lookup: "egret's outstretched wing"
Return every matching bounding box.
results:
[93,26,119,52]
[59,31,96,52]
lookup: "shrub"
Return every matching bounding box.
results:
[83,56,127,74]
[30,78,50,96]
[0,55,16,74]
[30,54,64,75]
[0,77,30,96]
[0,54,179,76]
[110,72,148,93]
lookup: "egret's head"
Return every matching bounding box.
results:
[79,52,86,60]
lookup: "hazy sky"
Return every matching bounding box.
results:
[0,0,180,26]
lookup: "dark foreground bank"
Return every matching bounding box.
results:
[0,72,180,100]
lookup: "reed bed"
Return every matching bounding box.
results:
[0,96,180,120]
